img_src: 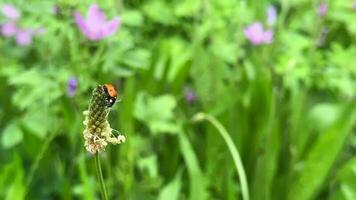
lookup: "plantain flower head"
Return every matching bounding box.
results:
[83,84,125,154]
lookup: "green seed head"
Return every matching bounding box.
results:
[83,85,125,154]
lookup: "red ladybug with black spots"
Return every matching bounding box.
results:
[103,84,117,107]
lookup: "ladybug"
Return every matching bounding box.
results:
[103,84,118,107]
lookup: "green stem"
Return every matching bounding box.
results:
[95,153,108,200]
[193,113,250,200]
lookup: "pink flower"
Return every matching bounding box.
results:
[15,30,32,46]
[1,4,21,20]
[244,22,273,45]
[317,3,328,17]
[75,4,120,41]
[14,28,45,46]
[1,22,17,36]
[0,4,44,46]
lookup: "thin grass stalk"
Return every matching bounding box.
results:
[193,112,250,200]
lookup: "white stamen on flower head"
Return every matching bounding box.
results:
[117,135,126,143]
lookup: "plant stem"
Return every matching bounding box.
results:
[95,153,108,200]
[193,113,250,200]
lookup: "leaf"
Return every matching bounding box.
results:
[137,155,158,179]
[9,68,62,110]
[193,113,249,200]
[174,0,200,17]
[166,38,192,83]
[134,92,179,134]
[308,103,341,131]
[121,10,144,27]
[329,158,356,200]
[78,154,95,200]
[178,130,209,200]
[1,122,23,149]
[4,156,25,200]
[211,37,238,64]
[158,169,183,200]
[121,48,151,70]
[21,106,54,139]
[143,1,177,25]
[287,103,356,200]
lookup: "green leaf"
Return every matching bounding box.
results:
[121,48,151,70]
[137,155,158,179]
[143,1,177,25]
[158,169,183,200]
[193,113,250,200]
[288,103,356,200]
[78,154,95,200]
[174,0,200,17]
[21,107,53,139]
[178,130,209,200]
[211,37,238,64]
[166,38,192,83]
[308,103,341,131]
[4,156,25,200]
[329,158,356,200]
[134,92,179,134]
[1,122,23,149]
[121,10,144,27]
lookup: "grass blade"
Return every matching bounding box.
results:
[287,103,356,200]
[193,113,250,200]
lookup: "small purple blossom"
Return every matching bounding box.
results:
[317,3,328,17]
[15,30,32,46]
[1,22,17,36]
[184,88,196,104]
[352,2,356,10]
[75,4,121,41]
[244,22,273,45]
[1,4,21,20]
[52,4,60,15]
[67,77,78,97]
[14,28,45,46]
[267,5,277,26]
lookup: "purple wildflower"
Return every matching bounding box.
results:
[1,4,21,20]
[244,22,273,45]
[267,5,277,26]
[67,77,78,97]
[317,3,328,17]
[13,28,45,46]
[352,2,356,10]
[1,22,17,36]
[74,4,120,41]
[15,30,32,46]
[52,4,60,15]
[0,4,44,46]
[184,88,196,104]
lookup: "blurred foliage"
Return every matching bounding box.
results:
[0,0,355,200]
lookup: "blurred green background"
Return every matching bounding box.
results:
[0,0,355,199]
